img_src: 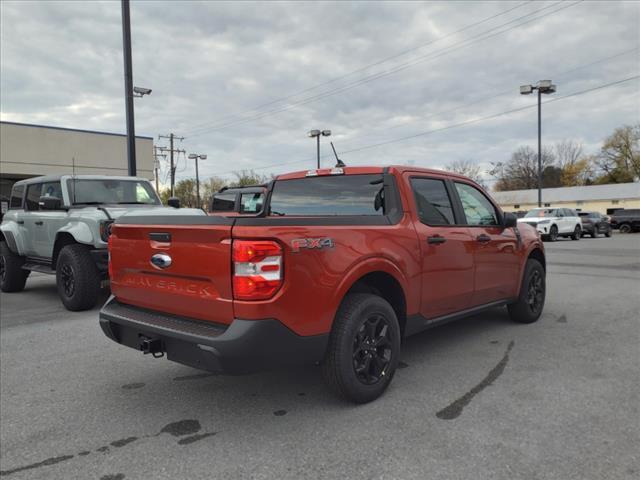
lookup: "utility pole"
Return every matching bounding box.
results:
[158,134,184,196]
[153,146,167,192]
[188,154,207,210]
[121,0,136,176]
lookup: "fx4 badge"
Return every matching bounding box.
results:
[291,238,335,253]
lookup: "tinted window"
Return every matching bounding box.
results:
[455,182,499,226]
[240,193,264,214]
[211,192,236,212]
[410,178,455,225]
[269,174,385,216]
[9,185,24,209]
[25,184,42,211]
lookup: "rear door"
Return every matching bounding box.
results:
[21,183,43,257]
[452,181,520,306]
[407,174,475,318]
[109,216,235,325]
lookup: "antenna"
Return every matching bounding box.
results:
[330,142,346,168]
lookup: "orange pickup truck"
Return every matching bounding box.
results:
[99,166,545,403]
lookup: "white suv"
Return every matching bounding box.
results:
[518,207,582,242]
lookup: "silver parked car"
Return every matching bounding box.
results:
[517,207,582,242]
[0,175,167,310]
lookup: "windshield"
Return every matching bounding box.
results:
[524,208,557,218]
[67,179,160,205]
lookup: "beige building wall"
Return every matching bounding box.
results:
[0,122,154,179]
[499,198,640,214]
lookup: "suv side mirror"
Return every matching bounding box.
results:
[39,196,62,210]
[167,197,180,209]
[503,212,517,228]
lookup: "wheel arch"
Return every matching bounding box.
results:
[527,247,546,271]
[335,260,411,338]
[52,232,78,268]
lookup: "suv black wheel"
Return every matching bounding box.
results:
[547,225,558,242]
[590,227,598,238]
[508,258,545,324]
[605,229,612,237]
[322,293,401,403]
[56,244,101,311]
[619,223,632,234]
[571,225,581,240]
[0,241,29,293]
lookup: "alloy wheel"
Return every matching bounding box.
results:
[60,263,75,297]
[352,314,393,385]
[527,269,544,314]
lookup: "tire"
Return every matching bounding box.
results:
[508,258,545,324]
[55,244,101,311]
[590,227,597,238]
[605,229,612,238]
[619,223,632,234]
[322,293,401,404]
[0,241,29,293]
[548,225,558,242]
[571,225,581,240]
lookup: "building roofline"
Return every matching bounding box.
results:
[0,121,153,140]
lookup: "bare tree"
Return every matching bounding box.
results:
[595,124,640,182]
[489,145,556,191]
[445,159,484,185]
[555,139,583,169]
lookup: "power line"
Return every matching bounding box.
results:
[213,74,639,176]
[187,0,581,137]
[183,1,533,132]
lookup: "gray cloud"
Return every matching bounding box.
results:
[1,0,638,186]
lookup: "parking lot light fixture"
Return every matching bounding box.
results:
[188,153,207,210]
[308,129,331,169]
[520,79,556,207]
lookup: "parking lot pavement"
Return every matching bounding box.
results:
[1,234,638,480]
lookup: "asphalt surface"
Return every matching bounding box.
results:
[1,233,638,480]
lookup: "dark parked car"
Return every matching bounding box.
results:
[578,211,612,238]
[609,209,640,233]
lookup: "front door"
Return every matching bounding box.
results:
[21,183,43,257]
[34,181,67,259]
[452,181,521,306]
[407,174,475,319]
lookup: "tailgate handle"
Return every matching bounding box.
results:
[149,232,171,242]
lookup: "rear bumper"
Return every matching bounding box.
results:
[99,297,328,375]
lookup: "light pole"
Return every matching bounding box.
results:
[188,153,207,209]
[520,80,556,207]
[308,129,331,168]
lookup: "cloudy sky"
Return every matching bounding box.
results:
[1,0,638,186]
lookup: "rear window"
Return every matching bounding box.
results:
[9,185,24,209]
[211,192,236,212]
[269,174,385,216]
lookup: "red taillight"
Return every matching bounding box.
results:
[232,240,283,300]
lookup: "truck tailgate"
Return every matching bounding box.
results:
[109,219,233,325]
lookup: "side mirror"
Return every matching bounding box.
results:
[503,212,517,228]
[39,196,62,210]
[167,197,180,209]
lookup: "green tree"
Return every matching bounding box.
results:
[230,170,271,187]
[594,124,640,183]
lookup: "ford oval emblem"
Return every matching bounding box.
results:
[150,253,172,269]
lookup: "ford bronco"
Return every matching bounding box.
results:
[0,175,164,310]
[99,166,546,403]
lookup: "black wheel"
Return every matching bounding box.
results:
[55,244,100,311]
[0,241,28,293]
[619,223,632,234]
[322,293,401,403]
[571,225,581,240]
[547,225,558,242]
[590,227,598,238]
[508,258,545,324]
[605,229,612,238]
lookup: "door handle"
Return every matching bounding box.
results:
[427,235,447,245]
[35,221,43,226]
[17,220,24,225]
[476,234,491,243]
